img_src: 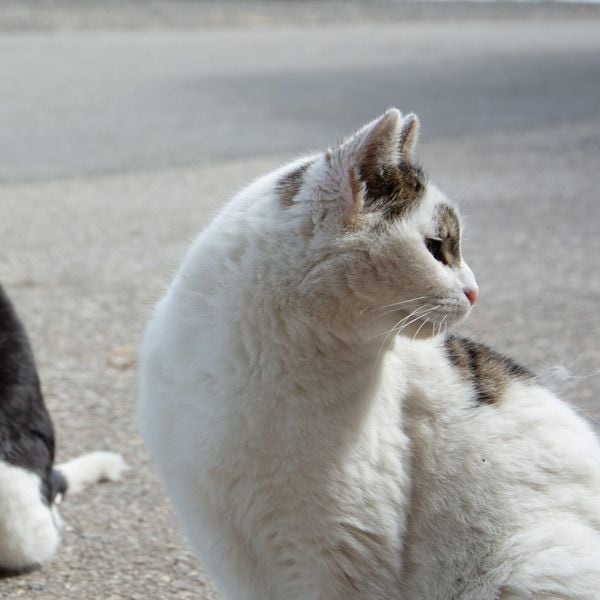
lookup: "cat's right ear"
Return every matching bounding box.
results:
[315,109,402,227]
[328,108,403,179]
[353,108,403,178]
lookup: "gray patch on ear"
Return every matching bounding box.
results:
[434,204,462,266]
[276,160,313,207]
[445,335,533,405]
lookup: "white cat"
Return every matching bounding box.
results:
[140,109,600,599]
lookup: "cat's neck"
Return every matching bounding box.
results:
[238,302,406,411]
[171,239,410,406]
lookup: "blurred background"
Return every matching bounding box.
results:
[1,1,599,598]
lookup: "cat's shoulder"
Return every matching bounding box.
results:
[434,334,598,444]
[399,333,534,405]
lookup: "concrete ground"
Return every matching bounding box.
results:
[0,2,599,598]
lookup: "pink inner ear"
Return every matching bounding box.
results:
[343,167,364,226]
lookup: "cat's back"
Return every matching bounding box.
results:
[139,165,301,510]
[400,334,600,600]
[402,334,600,496]
[140,156,321,426]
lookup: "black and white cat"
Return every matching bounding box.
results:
[0,283,125,572]
[141,109,600,599]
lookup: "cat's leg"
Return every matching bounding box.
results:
[55,451,126,495]
[0,461,60,571]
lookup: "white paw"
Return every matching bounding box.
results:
[56,451,128,494]
[93,451,128,482]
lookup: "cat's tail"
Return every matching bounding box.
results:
[54,451,127,498]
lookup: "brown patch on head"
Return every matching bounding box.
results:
[445,335,533,405]
[432,204,462,266]
[352,109,426,220]
[359,161,426,220]
[276,160,313,207]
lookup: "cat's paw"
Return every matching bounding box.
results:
[56,451,128,495]
[92,451,128,483]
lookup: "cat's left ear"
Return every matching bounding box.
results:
[398,113,420,162]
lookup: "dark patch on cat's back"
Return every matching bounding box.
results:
[444,335,533,405]
[276,160,313,207]
[360,161,426,220]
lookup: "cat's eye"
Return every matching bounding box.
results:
[425,237,445,264]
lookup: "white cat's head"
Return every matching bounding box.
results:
[230,109,478,340]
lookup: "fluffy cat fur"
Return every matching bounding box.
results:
[140,109,600,599]
[0,283,126,572]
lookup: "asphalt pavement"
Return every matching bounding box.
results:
[1,4,599,598]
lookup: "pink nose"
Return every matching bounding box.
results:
[464,288,478,306]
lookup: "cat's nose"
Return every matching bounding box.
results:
[464,287,478,306]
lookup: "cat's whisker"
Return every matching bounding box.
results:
[368,305,436,392]
[374,304,434,320]
[369,308,428,323]
[364,296,432,327]
[369,310,419,386]
[390,306,437,337]
[394,306,440,338]
[364,305,433,344]
[369,296,430,315]
[451,176,500,205]
[396,309,434,334]
[369,305,435,381]
[435,315,448,338]
[412,318,430,342]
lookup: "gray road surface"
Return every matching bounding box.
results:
[1,6,599,599]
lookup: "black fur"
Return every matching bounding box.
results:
[0,284,65,505]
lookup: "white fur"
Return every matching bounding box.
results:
[400,340,600,599]
[140,109,600,599]
[0,452,126,571]
[56,451,126,495]
[0,461,60,570]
